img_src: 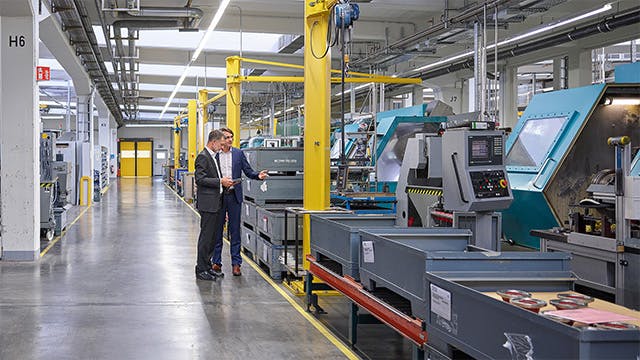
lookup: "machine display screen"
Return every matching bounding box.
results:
[467,135,502,165]
[471,139,489,159]
[506,116,568,168]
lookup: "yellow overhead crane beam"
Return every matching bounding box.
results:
[219,55,419,151]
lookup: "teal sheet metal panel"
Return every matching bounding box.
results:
[375,115,447,160]
[615,62,640,83]
[502,190,557,248]
[503,84,606,248]
[632,151,640,176]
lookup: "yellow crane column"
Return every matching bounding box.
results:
[173,118,181,169]
[226,56,241,148]
[198,89,208,151]
[303,0,335,269]
[187,99,197,172]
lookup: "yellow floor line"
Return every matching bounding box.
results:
[165,182,359,359]
[40,205,91,257]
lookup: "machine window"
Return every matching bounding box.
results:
[506,116,567,168]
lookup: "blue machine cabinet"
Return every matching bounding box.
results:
[503,83,640,248]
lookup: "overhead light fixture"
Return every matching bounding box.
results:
[497,3,612,47]
[413,3,612,73]
[610,98,640,106]
[159,0,232,120]
[40,115,64,120]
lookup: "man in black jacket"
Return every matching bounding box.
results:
[194,130,233,281]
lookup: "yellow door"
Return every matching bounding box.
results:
[120,141,136,177]
[136,141,153,177]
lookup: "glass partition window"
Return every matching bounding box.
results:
[506,116,568,168]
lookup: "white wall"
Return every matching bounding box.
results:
[117,127,172,150]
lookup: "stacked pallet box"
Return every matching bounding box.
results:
[240,147,303,279]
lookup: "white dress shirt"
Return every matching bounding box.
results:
[219,149,233,179]
[205,146,222,194]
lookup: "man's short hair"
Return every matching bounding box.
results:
[220,127,234,137]
[207,129,225,143]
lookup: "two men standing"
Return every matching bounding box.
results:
[194,129,267,281]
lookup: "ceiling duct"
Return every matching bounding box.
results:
[49,0,125,126]
[102,5,204,121]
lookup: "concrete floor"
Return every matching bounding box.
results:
[0,178,349,360]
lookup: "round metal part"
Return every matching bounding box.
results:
[510,297,547,313]
[557,293,594,305]
[496,289,531,302]
[549,298,586,310]
[595,322,639,330]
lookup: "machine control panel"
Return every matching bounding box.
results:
[470,170,510,198]
[467,135,503,166]
[442,128,513,212]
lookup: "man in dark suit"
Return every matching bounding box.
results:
[212,127,268,276]
[194,129,233,281]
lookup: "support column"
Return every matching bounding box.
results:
[76,90,95,204]
[430,80,464,114]
[198,89,208,151]
[499,65,518,129]
[303,1,332,269]
[567,48,592,88]
[0,3,40,260]
[226,56,241,148]
[467,77,476,112]
[97,99,110,187]
[173,118,181,169]
[411,85,423,106]
[187,99,197,173]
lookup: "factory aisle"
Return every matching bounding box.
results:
[0,178,349,360]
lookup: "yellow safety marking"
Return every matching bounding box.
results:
[40,205,91,257]
[100,184,111,195]
[166,183,358,359]
[406,187,442,196]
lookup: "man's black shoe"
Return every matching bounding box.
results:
[196,270,217,281]
[208,268,224,278]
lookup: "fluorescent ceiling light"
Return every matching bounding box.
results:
[413,4,612,73]
[335,83,369,97]
[192,0,232,61]
[160,0,231,120]
[610,98,640,105]
[41,115,64,120]
[497,4,612,47]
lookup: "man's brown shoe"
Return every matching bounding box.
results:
[209,264,224,277]
[232,265,241,276]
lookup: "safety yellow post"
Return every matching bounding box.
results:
[198,89,208,151]
[79,176,92,206]
[226,56,241,148]
[303,0,335,269]
[187,99,197,172]
[273,117,278,137]
[173,117,181,169]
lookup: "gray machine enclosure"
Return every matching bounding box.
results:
[309,213,396,279]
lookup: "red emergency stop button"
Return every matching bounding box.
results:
[499,179,508,188]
